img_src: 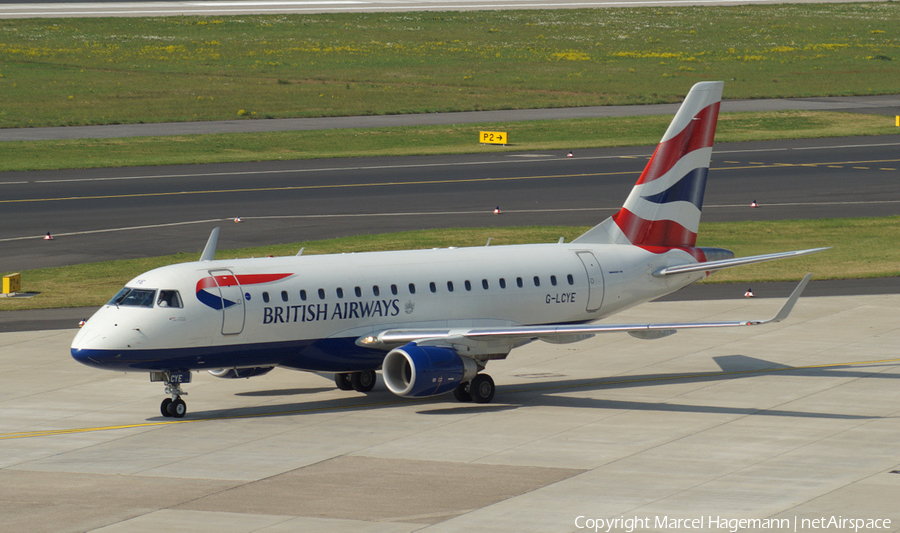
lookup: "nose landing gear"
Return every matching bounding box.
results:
[160,379,188,418]
[151,370,190,418]
[160,396,187,418]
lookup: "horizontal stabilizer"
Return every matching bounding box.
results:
[654,247,828,276]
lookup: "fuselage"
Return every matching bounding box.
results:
[70,242,707,374]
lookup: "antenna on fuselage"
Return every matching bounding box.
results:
[200,227,220,262]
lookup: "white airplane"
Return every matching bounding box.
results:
[72,81,826,418]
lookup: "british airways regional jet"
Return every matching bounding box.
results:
[72,81,825,418]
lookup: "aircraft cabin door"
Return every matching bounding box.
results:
[576,251,604,313]
[208,269,245,335]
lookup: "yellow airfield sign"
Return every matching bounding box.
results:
[479,131,508,145]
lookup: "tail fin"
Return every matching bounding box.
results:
[574,81,723,247]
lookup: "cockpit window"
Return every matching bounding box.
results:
[109,288,157,308]
[157,290,183,308]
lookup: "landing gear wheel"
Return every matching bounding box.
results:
[453,382,472,402]
[334,372,353,391]
[160,373,188,418]
[161,398,173,417]
[469,374,495,404]
[350,370,376,392]
[167,398,187,418]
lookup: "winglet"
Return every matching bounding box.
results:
[760,273,813,325]
[200,227,220,262]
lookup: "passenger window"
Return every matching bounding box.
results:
[336,288,344,298]
[157,290,183,308]
[409,283,416,294]
[533,276,541,287]
[262,292,270,303]
[373,286,380,297]
[281,290,289,302]
[430,282,437,293]
[447,281,454,292]
[355,286,362,298]
[482,279,489,290]
[567,274,574,285]
[391,284,398,295]
[465,280,472,291]
[318,288,326,300]
[499,278,506,289]
[516,277,523,288]
[300,290,307,301]
[551,275,557,286]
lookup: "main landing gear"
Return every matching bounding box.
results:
[453,373,495,404]
[334,370,377,393]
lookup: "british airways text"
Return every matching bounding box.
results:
[263,299,401,324]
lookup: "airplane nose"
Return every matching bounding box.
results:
[71,321,105,368]
[71,317,99,350]
[70,346,95,366]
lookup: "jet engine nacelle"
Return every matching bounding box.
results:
[382,343,478,397]
[208,366,275,379]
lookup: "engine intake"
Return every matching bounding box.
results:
[382,343,477,398]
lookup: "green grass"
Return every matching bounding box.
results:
[1,4,898,129]
[0,110,896,172]
[3,217,898,311]
[695,217,900,282]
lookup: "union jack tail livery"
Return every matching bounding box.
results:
[575,81,723,247]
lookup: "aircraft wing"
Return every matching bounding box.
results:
[357,274,812,351]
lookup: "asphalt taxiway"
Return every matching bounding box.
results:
[2,292,899,532]
[4,135,900,273]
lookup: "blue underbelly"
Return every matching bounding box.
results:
[71,336,385,373]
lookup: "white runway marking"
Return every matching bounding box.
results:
[6,139,897,186]
[1,0,877,18]
[2,200,898,243]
